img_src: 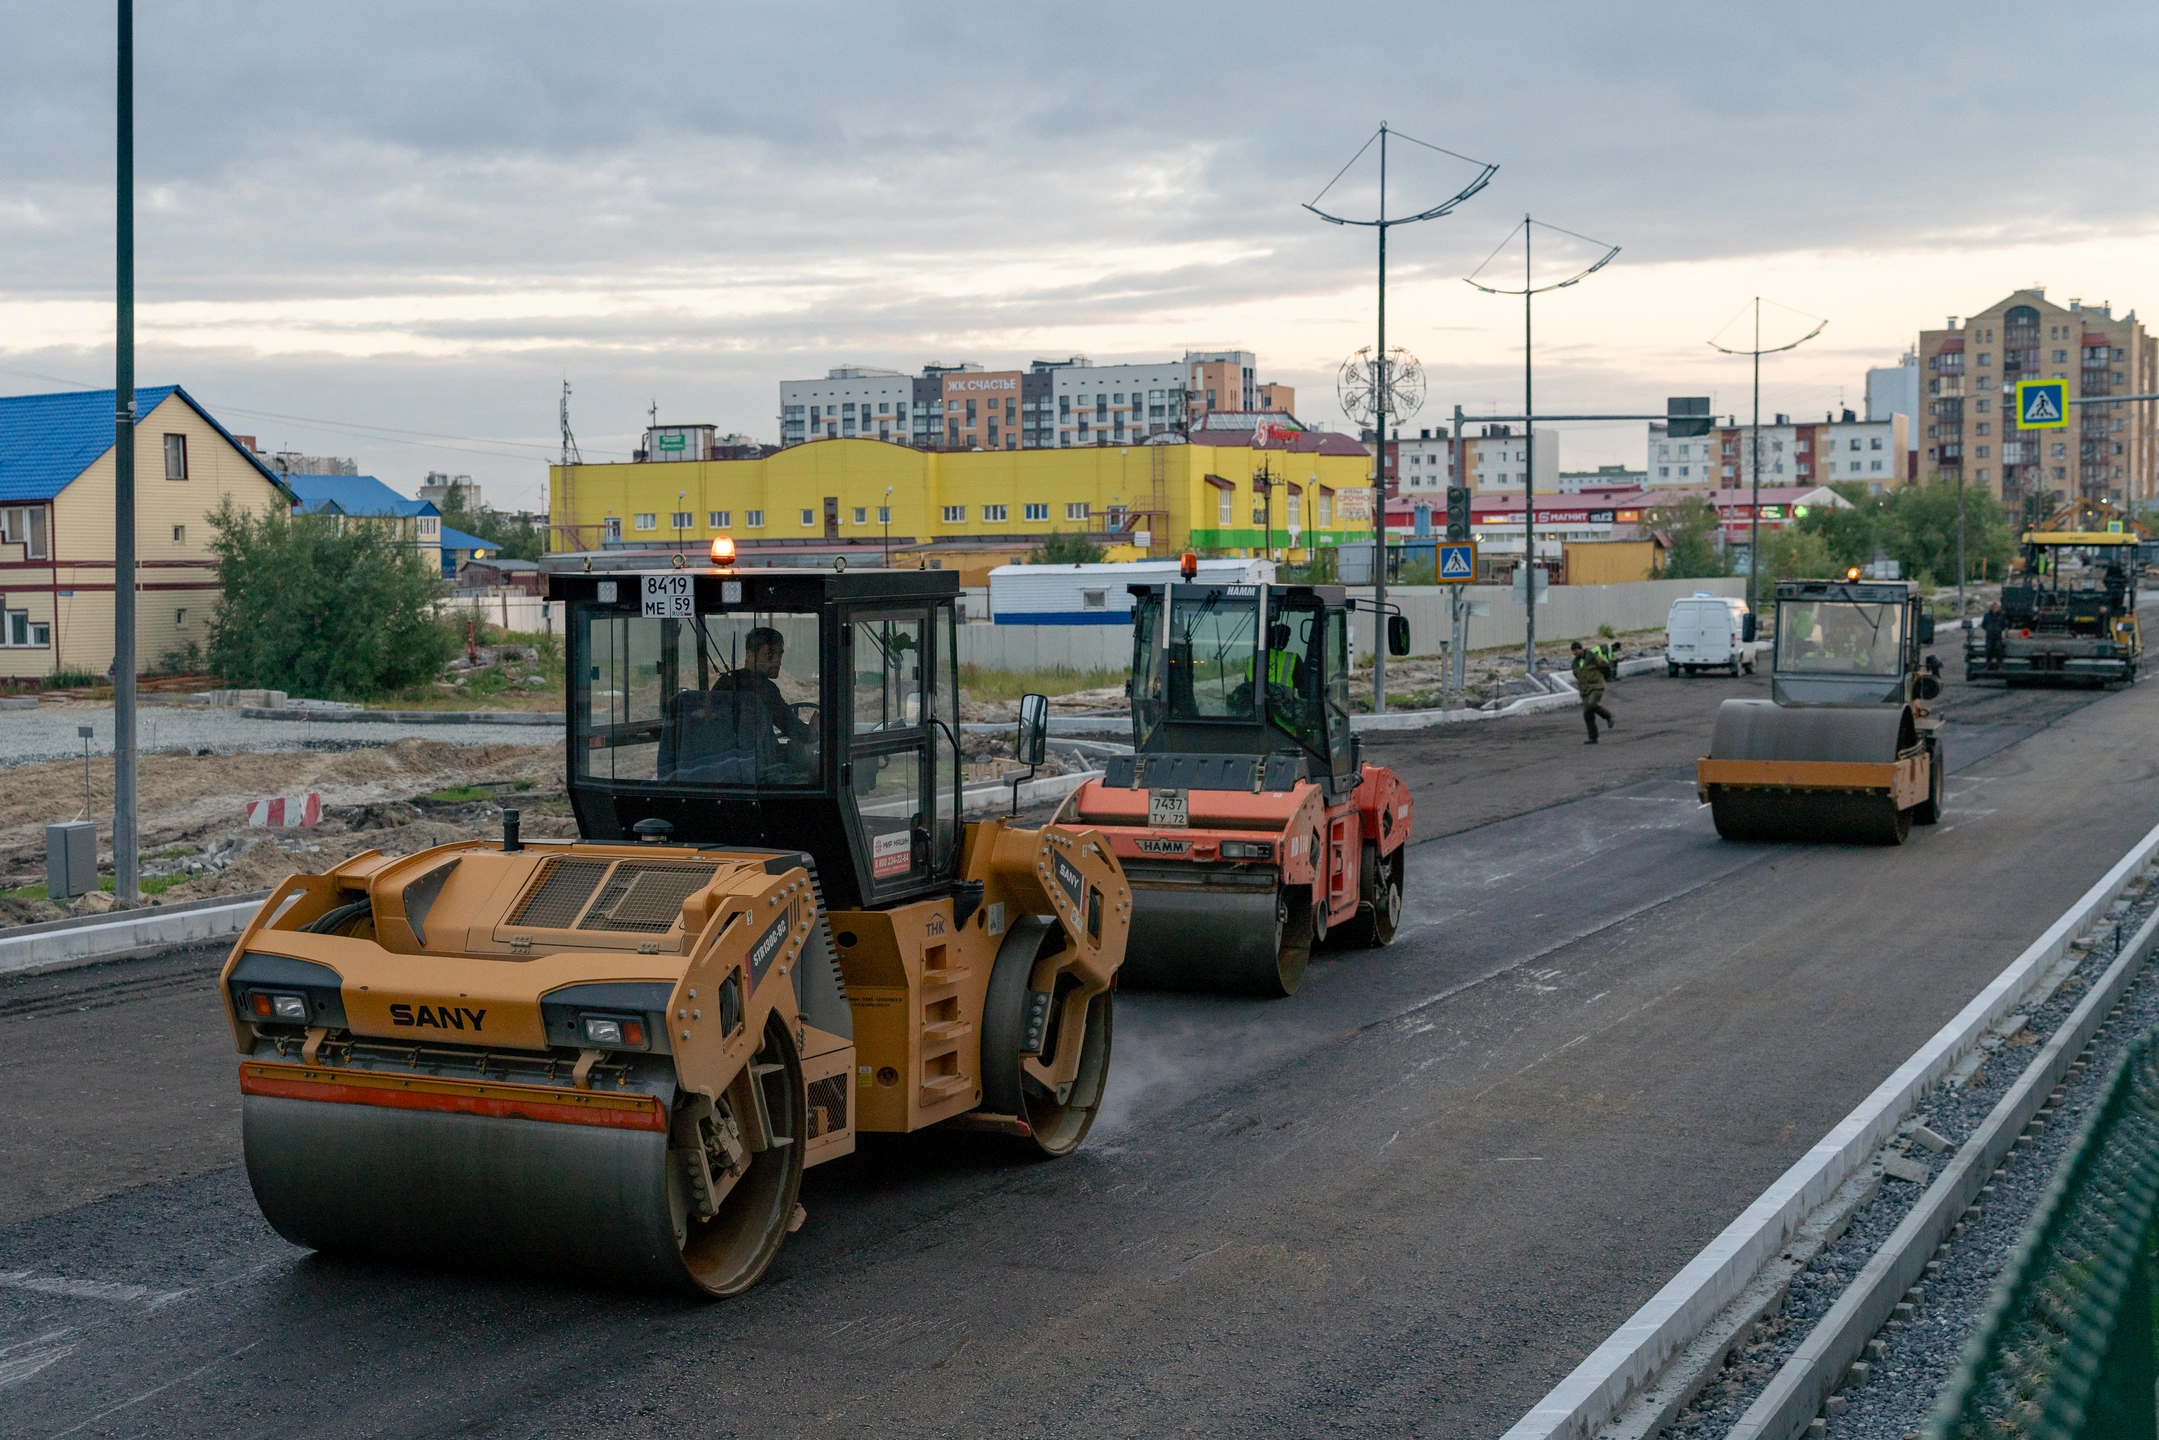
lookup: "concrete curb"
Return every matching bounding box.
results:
[964,769,1100,810]
[0,890,273,979]
[239,707,564,726]
[1501,816,2159,1440]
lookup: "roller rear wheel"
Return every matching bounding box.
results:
[1335,842,1403,948]
[1914,740,1945,825]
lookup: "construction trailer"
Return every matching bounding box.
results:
[220,554,1129,1297]
[1055,564,1413,996]
[1698,577,1944,845]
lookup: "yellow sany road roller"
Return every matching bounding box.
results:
[1697,577,1944,845]
[220,551,1128,1297]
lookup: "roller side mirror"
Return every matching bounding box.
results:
[1917,614,1936,645]
[1016,692,1049,767]
[1741,614,1757,643]
[1387,614,1411,657]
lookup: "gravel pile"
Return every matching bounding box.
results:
[0,703,559,768]
[1657,866,2159,1439]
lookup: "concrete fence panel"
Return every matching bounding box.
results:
[1346,577,1747,660]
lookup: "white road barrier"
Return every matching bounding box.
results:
[1500,816,2159,1440]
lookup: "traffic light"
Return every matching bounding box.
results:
[1446,486,1471,541]
[1667,396,1712,438]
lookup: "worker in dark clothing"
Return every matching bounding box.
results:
[719,625,818,751]
[1981,601,2006,670]
[1571,640,1616,744]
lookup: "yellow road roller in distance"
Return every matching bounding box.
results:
[1697,577,1943,845]
[220,558,1128,1297]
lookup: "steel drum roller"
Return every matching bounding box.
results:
[1117,885,1300,996]
[1705,699,1918,845]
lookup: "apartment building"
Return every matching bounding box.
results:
[1464,425,1557,495]
[779,368,918,447]
[1683,412,1908,492]
[780,350,1288,451]
[1917,289,2157,510]
[1645,423,1720,486]
[1394,426,1455,496]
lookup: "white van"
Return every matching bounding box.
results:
[1665,594,1757,676]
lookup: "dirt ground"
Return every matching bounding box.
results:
[0,738,570,926]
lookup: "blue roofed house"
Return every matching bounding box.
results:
[280,473,450,576]
[437,525,498,580]
[0,386,292,680]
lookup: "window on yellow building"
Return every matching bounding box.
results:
[172,524,185,544]
[878,506,891,524]
[633,513,656,530]
[746,510,765,528]
[983,504,1007,522]
[1218,489,1233,525]
[800,509,815,525]
[1065,502,1088,521]
[943,505,966,523]
[176,608,187,627]
[853,507,866,524]
[709,510,730,527]
[163,434,187,480]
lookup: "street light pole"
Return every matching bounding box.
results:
[1709,297,1825,610]
[1464,215,1621,685]
[1307,124,1495,713]
[883,485,892,567]
[113,0,139,908]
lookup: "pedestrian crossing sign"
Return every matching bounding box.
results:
[1438,541,1476,583]
[2016,378,2069,429]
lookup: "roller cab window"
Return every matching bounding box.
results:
[1166,589,1259,720]
[577,610,823,789]
[1775,600,1904,676]
[1264,596,1327,760]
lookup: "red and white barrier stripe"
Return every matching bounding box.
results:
[244,793,321,828]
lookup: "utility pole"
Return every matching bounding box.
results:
[1466,215,1620,683]
[113,0,138,907]
[557,379,581,552]
[1709,298,1825,614]
[1308,124,1494,712]
[883,485,893,568]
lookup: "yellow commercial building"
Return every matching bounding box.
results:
[547,434,1377,581]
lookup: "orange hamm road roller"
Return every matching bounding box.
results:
[220,558,1128,1297]
[1055,566,1413,997]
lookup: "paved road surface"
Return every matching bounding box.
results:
[1,663,2149,1438]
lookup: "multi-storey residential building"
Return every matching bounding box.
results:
[1463,424,1557,495]
[1694,412,1909,493]
[1395,426,1456,497]
[1917,290,2157,512]
[782,351,1287,451]
[779,368,917,446]
[1043,358,1191,446]
[1645,423,1720,485]
[1185,351,1256,421]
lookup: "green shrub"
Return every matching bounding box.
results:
[205,498,456,701]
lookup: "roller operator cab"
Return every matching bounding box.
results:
[217,554,1129,1298]
[1697,578,1944,845]
[1057,578,1413,997]
[1965,530,2140,686]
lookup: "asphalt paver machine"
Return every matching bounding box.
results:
[1965,527,2141,686]
[1057,561,1413,997]
[1698,577,1944,844]
[219,553,1129,1297]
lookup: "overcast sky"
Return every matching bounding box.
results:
[5,1,2158,508]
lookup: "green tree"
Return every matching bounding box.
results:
[1646,497,1729,579]
[436,487,545,561]
[205,498,456,700]
[1883,479,2014,588]
[1756,525,1837,583]
[1027,529,1106,564]
[1795,486,1886,572]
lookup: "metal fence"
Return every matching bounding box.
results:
[1930,1024,2159,1440]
